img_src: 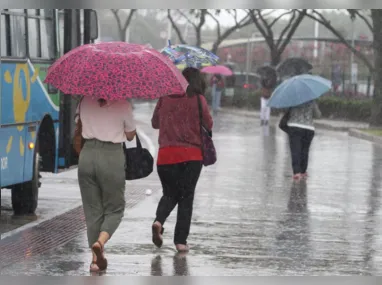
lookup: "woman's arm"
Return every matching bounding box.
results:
[313,101,322,119]
[200,95,213,130]
[124,102,136,141]
[151,98,162,129]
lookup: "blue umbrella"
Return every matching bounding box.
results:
[267,74,332,109]
[160,40,219,68]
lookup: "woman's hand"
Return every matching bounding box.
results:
[125,130,136,141]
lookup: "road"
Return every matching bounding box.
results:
[1,102,382,275]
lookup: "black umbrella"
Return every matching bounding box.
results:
[277,57,313,77]
[256,66,277,89]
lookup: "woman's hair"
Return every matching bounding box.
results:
[98,98,107,106]
[215,74,222,80]
[182,67,207,97]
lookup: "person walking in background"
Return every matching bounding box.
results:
[75,97,136,272]
[259,74,277,126]
[211,74,224,113]
[260,85,272,126]
[286,100,321,181]
[151,67,213,252]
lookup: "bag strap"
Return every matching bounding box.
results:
[74,96,84,121]
[123,132,142,150]
[196,95,205,154]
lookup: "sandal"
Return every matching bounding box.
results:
[152,222,164,248]
[91,240,108,271]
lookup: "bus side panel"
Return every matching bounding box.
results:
[29,61,60,174]
[0,128,27,188]
[1,63,29,187]
[23,60,60,178]
[1,61,59,188]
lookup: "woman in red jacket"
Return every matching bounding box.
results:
[151,67,213,252]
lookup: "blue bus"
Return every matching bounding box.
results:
[0,9,98,215]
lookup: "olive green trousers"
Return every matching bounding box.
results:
[78,139,126,248]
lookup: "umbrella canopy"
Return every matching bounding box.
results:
[44,42,189,100]
[201,65,233,76]
[256,66,276,77]
[161,44,219,68]
[256,66,278,89]
[276,57,313,78]
[267,74,332,109]
[175,62,212,71]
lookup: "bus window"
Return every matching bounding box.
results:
[40,9,55,59]
[1,14,6,56]
[27,9,40,58]
[9,9,26,57]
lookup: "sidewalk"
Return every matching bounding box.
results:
[2,105,382,275]
[222,108,369,132]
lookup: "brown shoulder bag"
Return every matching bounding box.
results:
[73,97,85,155]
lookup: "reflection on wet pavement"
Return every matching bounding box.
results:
[2,103,382,275]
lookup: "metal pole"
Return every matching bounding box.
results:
[350,20,355,69]
[313,20,319,59]
[350,19,355,85]
[245,30,251,85]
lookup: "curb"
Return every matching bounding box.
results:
[222,108,358,132]
[348,128,382,145]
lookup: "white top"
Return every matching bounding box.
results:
[75,97,136,143]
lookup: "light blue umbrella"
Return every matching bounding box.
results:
[267,74,332,109]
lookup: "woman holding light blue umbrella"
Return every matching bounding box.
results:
[268,74,331,181]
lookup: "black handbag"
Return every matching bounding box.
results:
[279,109,291,133]
[123,133,154,180]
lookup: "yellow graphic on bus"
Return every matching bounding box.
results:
[3,63,39,156]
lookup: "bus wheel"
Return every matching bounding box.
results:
[11,141,41,215]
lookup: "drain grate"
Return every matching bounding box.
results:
[0,187,156,269]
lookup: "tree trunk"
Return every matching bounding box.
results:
[370,10,382,126]
[270,49,282,67]
[119,29,126,42]
[195,29,202,47]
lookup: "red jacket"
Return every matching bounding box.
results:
[152,94,213,149]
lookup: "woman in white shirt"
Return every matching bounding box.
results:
[75,97,136,273]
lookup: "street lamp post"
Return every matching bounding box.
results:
[245,31,255,85]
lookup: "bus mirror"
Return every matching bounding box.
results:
[90,10,98,41]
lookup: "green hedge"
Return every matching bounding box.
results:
[213,88,372,122]
[317,96,372,121]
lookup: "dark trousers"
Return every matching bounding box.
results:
[288,127,315,174]
[155,161,202,245]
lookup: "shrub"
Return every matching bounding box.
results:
[317,96,372,121]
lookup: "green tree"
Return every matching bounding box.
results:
[304,9,382,126]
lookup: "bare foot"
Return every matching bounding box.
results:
[175,244,189,252]
[152,221,164,248]
[90,261,100,272]
[91,241,108,271]
[293,173,302,181]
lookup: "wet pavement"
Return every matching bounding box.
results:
[1,102,382,275]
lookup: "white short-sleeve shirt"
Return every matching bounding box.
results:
[75,97,136,143]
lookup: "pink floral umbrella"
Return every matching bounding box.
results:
[201,65,233,76]
[44,42,189,100]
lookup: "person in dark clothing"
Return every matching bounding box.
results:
[284,100,321,181]
[151,67,213,252]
